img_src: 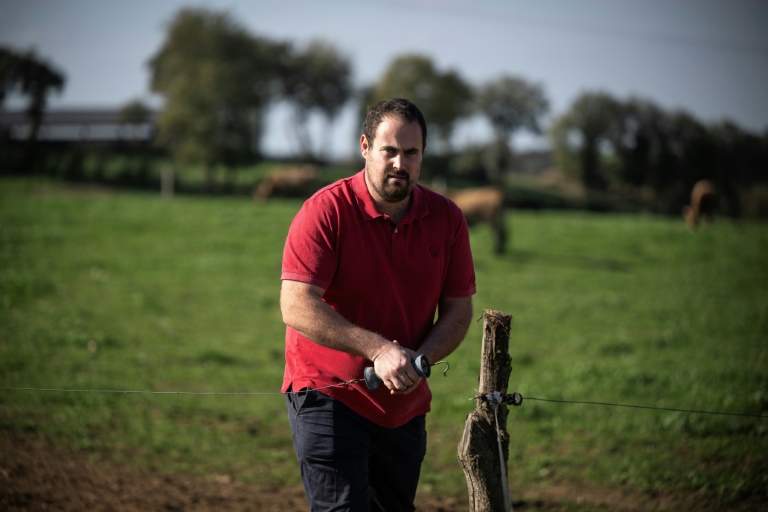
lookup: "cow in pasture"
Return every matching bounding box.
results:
[253,165,320,200]
[683,179,718,229]
[443,186,507,254]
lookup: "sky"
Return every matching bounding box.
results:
[1,0,767,159]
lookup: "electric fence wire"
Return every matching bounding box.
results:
[522,396,768,419]
[0,382,354,396]
[2,386,767,419]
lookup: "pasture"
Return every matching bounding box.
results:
[0,177,766,511]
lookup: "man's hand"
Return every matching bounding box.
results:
[372,341,422,395]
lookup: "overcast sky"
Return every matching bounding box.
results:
[2,0,767,159]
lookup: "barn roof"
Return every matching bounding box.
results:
[0,108,157,125]
[0,108,157,141]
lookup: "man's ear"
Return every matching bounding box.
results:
[360,134,370,157]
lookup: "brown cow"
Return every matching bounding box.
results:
[443,186,507,254]
[683,180,718,229]
[253,165,320,200]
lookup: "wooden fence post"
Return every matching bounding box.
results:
[161,163,174,198]
[457,309,513,512]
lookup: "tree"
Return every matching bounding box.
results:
[475,75,548,145]
[475,74,549,182]
[117,99,154,183]
[365,54,472,155]
[119,99,151,139]
[0,45,66,141]
[430,70,473,155]
[148,8,288,190]
[711,121,767,189]
[610,97,667,189]
[550,91,622,190]
[282,39,352,161]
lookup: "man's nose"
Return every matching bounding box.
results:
[392,154,403,170]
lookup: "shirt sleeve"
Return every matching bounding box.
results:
[281,198,338,290]
[442,205,477,298]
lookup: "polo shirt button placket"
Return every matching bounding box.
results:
[392,225,406,266]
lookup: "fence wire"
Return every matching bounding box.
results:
[2,386,766,419]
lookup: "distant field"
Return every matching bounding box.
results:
[1,177,766,511]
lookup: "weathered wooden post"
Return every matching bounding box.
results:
[458,309,513,512]
[161,163,174,198]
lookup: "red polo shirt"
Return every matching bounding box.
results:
[281,170,476,428]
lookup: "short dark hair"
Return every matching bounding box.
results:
[363,98,427,151]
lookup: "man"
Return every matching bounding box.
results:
[280,97,476,511]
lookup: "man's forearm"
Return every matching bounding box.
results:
[418,296,473,363]
[280,280,391,362]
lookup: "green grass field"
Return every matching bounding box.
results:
[1,177,766,510]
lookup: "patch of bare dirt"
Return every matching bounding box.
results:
[0,431,303,512]
[0,430,753,512]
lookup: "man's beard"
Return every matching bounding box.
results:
[379,172,412,202]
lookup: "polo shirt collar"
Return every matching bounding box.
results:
[352,170,429,224]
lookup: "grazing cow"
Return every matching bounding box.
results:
[683,180,718,229]
[253,165,320,200]
[444,186,507,254]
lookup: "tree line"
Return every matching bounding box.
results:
[0,45,65,141]
[2,7,766,217]
[551,92,768,216]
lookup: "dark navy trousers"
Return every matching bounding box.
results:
[285,388,427,512]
